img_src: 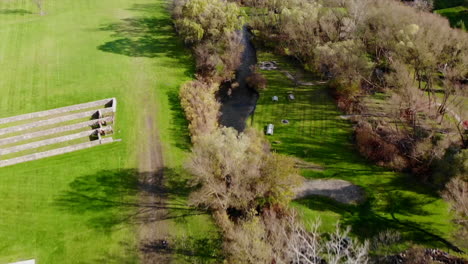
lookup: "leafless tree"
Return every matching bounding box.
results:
[283,214,369,264]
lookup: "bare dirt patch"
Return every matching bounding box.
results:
[295,179,365,204]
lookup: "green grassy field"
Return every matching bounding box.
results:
[0,0,219,263]
[252,52,462,253]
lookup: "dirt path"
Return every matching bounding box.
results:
[136,91,170,263]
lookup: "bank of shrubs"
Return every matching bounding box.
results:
[241,1,468,167]
[173,0,244,81]
[173,0,468,260]
[174,0,243,140]
[173,0,371,262]
[238,0,468,248]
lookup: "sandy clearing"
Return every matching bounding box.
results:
[295,179,365,204]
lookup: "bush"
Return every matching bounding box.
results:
[173,0,243,44]
[355,123,396,162]
[246,69,267,90]
[355,122,406,168]
[173,0,245,80]
[179,80,220,139]
[186,127,302,213]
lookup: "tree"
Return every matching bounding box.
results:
[186,127,301,213]
[314,40,374,97]
[179,80,220,139]
[264,211,369,264]
[173,0,243,44]
[173,0,245,79]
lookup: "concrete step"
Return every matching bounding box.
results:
[0,137,114,168]
[0,108,114,136]
[0,117,113,146]
[0,129,112,156]
[0,98,115,125]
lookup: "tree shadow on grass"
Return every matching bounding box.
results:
[54,168,204,230]
[54,168,220,261]
[296,194,463,253]
[167,90,191,152]
[97,3,194,78]
[140,236,223,263]
[0,9,32,15]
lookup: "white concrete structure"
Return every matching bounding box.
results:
[0,98,117,168]
[272,96,278,102]
[288,94,295,100]
[9,260,35,264]
[266,124,274,135]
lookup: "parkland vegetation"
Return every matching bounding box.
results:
[173,0,468,263]
[0,0,465,262]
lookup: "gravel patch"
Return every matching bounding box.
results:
[295,179,365,204]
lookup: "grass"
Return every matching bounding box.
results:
[434,0,468,30]
[0,0,219,263]
[251,52,462,253]
[436,6,468,29]
[434,0,467,10]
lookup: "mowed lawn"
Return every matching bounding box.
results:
[0,0,218,263]
[252,52,461,252]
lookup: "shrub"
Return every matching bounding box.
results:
[173,0,243,44]
[355,122,402,165]
[179,80,220,139]
[186,127,302,213]
[173,0,245,80]
[246,69,267,90]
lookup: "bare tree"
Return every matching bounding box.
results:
[281,213,369,264]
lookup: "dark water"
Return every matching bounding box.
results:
[218,27,259,131]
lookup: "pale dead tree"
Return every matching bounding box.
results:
[325,225,369,264]
[32,0,45,15]
[284,214,369,264]
[449,96,468,148]
[344,0,370,36]
[287,218,323,264]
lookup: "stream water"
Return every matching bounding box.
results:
[218,27,259,132]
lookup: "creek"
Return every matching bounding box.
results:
[218,26,259,132]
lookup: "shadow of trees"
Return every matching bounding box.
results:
[140,236,223,262]
[54,168,221,261]
[55,169,204,230]
[0,9,32,15]
[97,3,194,77]
[167,90,191,151]
[295,193,463,253]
